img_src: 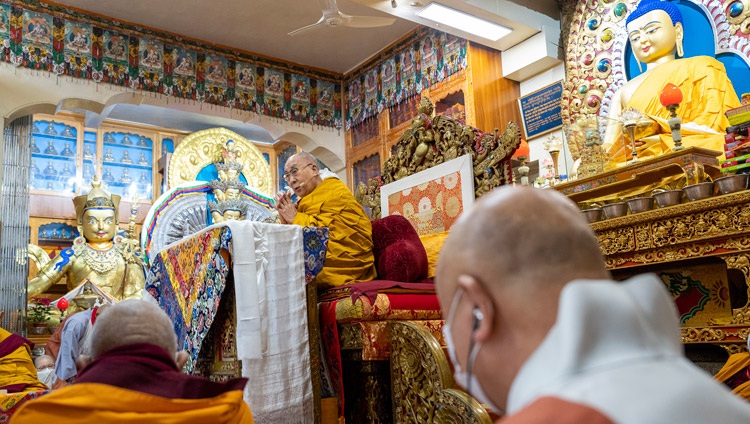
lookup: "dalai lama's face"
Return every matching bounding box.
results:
[627,10,681,64]
[284,157,318,198]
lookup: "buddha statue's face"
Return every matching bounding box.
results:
[225,187,240,200]
[81,208,117,244]
[223,210,242,221]
[627,10,682,64]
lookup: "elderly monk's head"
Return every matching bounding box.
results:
[89,299,188,369]
[626,0,684,64]
[283,152,322,198]
[34,354,55,371]
[435,186,609,412]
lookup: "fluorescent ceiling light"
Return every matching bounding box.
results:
[416,3,512,42]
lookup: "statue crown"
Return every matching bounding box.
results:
[73,179,121,224]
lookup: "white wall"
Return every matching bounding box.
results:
[518,63,570,180]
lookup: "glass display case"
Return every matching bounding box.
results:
[30,120,79,194]
[82,130,98,189]
[101,131,154,201]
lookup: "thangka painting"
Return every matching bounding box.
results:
[102,30,128,85]
[63,21,91,77]
[399,46,417,101]
[347,78,363,128]
[204,54,228,105]
[443,33,465,75]
[315,80,337,126]
[138,38,163,91]
[658,263,732,327]
[235,62,257,111]
[364,67,379,116]
[381,57,397,107]
[170,47,196,100]
[418,33,439,90]
[380,155,474,236]
[0,4,9,58]
[291,74,310,122]
[263,68,285,118]
[22,10,53,70]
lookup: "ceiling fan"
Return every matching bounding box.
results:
[288,0,396,36]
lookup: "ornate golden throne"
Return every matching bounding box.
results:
[322,98,521,423]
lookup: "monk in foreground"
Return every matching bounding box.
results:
[274,152,376,288]
[0,311,48,394]
[436,186,750,423]
[11,300,253,423]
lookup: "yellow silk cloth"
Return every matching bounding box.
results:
[608,56,740,164]
[0,327,47,394]
[294,178,376,288]
[10,383,253,424]
[714,352,750,401]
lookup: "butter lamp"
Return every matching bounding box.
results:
[660,83,684,151]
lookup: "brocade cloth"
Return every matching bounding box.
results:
[146,221,329,423]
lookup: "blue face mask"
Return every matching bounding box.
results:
[442,288,503,414]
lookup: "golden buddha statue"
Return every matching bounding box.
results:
[604,0,740,164]
[28,179,146,300]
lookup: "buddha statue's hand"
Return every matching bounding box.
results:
[117,238,144,265]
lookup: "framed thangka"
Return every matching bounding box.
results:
[419,33,439,89]
[264,68,285,118]
[64,21,92,78]
[102,30,128,85]
[381,57,396,108]
[347,78,363,128]
[380,155,474,236]
[204,54,228,105]
[315,80,336,126]
[235,62,256,112]
[0,3,7,58]
[22,10,53,71]
[399,46,417,100]
[291,74,310,123]
[364,67,379,116]
[139,38,163,92]
[443,33,465,75]
[168,47,196,100]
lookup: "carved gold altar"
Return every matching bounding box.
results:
[585,186,750,352]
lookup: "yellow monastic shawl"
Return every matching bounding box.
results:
[608,56,741,162]
[714,352,750,401]
[9,383,253,424]
[0,327,47,394]
[294,177,377,288]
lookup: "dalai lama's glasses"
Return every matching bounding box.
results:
[283,163,313,181]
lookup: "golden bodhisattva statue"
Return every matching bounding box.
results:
[28,180,146,300]
[207,140,251,222]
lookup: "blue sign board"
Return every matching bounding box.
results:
[518,81,563,139]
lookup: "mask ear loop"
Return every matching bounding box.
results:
[466,308,483,393]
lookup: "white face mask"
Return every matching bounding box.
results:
[37,368,56,388]
[442,288,503,414]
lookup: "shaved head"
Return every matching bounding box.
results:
[90,300,177,358]
[284,152,322,198]
[436,186,608,410]
[438,186,607,295]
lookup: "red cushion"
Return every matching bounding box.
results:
[371,215,428,282]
